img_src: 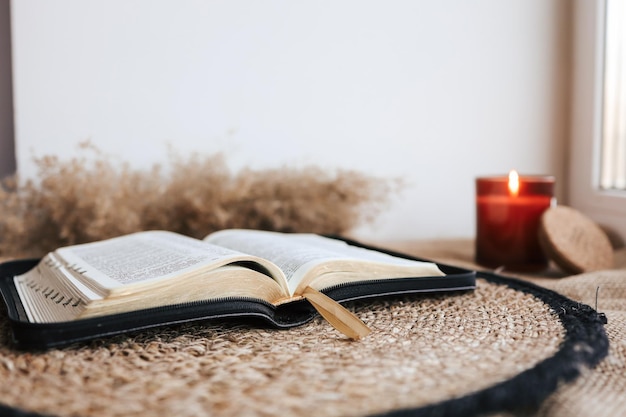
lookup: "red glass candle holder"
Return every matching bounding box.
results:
[475,173,555,272]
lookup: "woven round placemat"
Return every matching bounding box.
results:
[0,273,608,417]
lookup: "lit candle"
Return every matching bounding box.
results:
[475,171,555,271]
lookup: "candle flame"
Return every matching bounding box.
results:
[508,170,520,196]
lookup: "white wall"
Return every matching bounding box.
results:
[10,0,571,240]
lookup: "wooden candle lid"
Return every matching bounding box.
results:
[539,206,614,274]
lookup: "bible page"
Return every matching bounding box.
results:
[205,229,443,295]
[56,231,286,296]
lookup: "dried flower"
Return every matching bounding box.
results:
[0,145,399,258]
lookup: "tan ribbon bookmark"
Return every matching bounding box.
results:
[301,286,371,340]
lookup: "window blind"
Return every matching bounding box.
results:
[601,0,626,190]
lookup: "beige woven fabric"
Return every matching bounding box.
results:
[0,274,564,416]
[527,270,626,417]
[0,240,621,417]
[381,239,626,417]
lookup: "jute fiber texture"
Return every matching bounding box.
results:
[382,239,626,417]
[0,269,606,417]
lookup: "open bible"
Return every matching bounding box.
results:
[1,229,476,349]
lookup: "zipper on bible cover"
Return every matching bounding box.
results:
[0,259,476,350]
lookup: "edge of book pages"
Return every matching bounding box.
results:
[0,237,477,350]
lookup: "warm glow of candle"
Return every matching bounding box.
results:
[476,172,555,271]
[508,170,520,196]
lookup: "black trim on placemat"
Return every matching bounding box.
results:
[0,404,54,417]
[0,271,609,417]
[372,271,610,417]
